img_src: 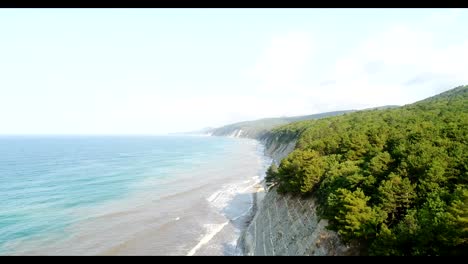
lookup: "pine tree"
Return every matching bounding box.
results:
[378,173,416,225]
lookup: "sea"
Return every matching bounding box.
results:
[0,135,271,255]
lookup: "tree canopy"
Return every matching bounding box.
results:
[265,85,468,255]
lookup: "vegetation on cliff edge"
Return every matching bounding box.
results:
[265,85,468,255]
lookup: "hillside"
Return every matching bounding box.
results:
[264,85,468,255]
[210,110,354,139]
[210,106,399,140]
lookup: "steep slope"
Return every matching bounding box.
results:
[262,85,468,255]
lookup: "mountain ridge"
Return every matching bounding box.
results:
[207,105,399,139]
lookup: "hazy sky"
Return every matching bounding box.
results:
[1,8,467,134]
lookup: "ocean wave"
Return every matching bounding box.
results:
[186,221,229,256]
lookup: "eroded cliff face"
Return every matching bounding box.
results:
[261,137,296,166]
[241,187,356,256]
[211,127,267,139]
[239,135,358,256]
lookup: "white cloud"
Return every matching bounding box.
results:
[46,17,468,133]
[102,94,284,133]
[3,10,468,135]
[299,23,468,110]
[248,31,314,93]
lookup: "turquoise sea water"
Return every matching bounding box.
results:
[0,135,267,255]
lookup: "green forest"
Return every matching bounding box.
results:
[265,85,468,255]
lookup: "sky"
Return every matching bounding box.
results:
[0,8,467,135]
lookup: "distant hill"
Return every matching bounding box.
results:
[210,106,399,139]
[209,110,353,139]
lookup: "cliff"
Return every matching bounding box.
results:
[241,85,468,256]
[241,186,356,256]
[238,133,357,256]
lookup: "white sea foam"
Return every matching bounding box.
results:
[206,174,262,215]
[231,204,254,221]
[207,190,223,204]
[206,184,239,210]
[186,222,229,256]
[240,181,260,193]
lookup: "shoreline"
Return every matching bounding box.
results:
[232,136,295,256]
[230,137,272,256]
[182,138,270,256]
[236,179,267,255]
